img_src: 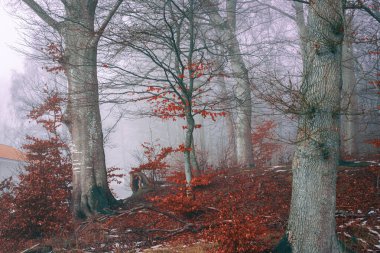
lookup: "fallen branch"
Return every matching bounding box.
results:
[20,244,40,253]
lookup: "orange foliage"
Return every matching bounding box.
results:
[149,171,216,216]
[143,61,225,122]
[252,120,282,166]
[204,191,270,252]
[367,139,380,147]
[0,91,72,251]
[43,42,64,73]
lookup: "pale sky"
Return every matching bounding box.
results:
[0,4,25,141]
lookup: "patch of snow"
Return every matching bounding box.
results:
[271,165,286,169]
[345,220,356,226]
[275,170,286,172]
[362,220,367,226]
[358,209,362,214]
[344,232,351,238]
[150,244,163,249]
[374,244,380,249]
[368,210,376,215]
[368,228,380,238]
[357,238,367,244]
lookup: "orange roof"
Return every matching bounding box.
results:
[0,144,26,161]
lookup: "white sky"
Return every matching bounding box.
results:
[0,4,25,135]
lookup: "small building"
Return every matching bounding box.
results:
[0,144,26,181]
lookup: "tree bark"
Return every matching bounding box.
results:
[287,0,346,252]
[63,1,119,218]
[22,0,122,218]
[184,107,195,194]
[219,75,238,166]
[213,44,238,166]
[340,16,358,158]
[190,138,201,176]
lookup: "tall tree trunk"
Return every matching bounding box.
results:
[64,34,115,218]
[190,138,201,176]
[340,16,358,158]
[206,0,254,168]
[213,42,237,166]
[184,108,195,195]
[286,0,345,252]
[63,2,118,219]
[22,0,123,219]
[217,62,237,166]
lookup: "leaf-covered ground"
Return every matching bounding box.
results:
[17,163,380,253]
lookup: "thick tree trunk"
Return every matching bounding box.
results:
[227,0,254,168]
[22,0,122,219]
[340,18,358,158]
[206,0,254,168]
[63,19,116,218]
[287,1,345,252]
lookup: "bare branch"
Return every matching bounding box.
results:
[357,0,380,24]
[22,0,61,32]
[291,0,310,4]
[95,0,124,41]
[258,1,296,21]
[60,0,69,9]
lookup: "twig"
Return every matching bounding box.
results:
[20,244,40,253]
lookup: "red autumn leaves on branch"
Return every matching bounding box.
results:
[144,61,226,123]
[0,91,72,251]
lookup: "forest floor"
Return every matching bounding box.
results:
[21,161,379,253]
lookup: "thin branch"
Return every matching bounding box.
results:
[60,0,69,9]
[291,0,310,4]
[22,0,61,32]
[258,1,296,21]
[95,0,124,43]
[357,0,380,24]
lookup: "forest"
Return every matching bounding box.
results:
[0,0,379,252]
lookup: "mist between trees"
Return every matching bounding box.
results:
[1,0,379,252]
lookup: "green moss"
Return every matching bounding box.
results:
[76,209,87,220]
[89,186,115,215]
[338,238,356,253]
[307,106,317,120]
[317,142,330,160]
[273,235,292,253]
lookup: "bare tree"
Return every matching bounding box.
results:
[108,0,227,190]
[20,0,123,218]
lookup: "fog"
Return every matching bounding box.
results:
[1,1,379,200]
[0,5,25,146]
